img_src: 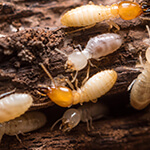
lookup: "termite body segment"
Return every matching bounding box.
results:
[61,1,143,27]
[130,65,150,110]
[51,102,109,132]
[0,111,47,142]
[42,69,117,107]
[67,33,123,71]
[0,93,33,123]
[130,26,150,110]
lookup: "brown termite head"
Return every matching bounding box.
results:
[0,111,47,142]
[0,93,33,123]
[118,1,143,20]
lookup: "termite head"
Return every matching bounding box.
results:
[118,1,143,20]
[66,50,88,71]
[51,108,81,132]
[38,86,73,107]
[39,63,74,107]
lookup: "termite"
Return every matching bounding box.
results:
[61,1,146,29]
[0,90,33,123]
[64,33,122,71]
[51,102,109,132]
[129,25,150,110]
[0,111,47,142]
[38,63,117,107]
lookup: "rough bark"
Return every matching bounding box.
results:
[0,0,150,149]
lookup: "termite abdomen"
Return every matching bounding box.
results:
[0,93,33,123]
[0,111,47,142]
[84,33,123,59]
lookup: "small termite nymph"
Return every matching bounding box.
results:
[38,63,117,107]
[0,92,33,123]
[61,1,145,29]
[51,102,109,132]
[129,25,150,110]
[65,33,123,71]
[0,111,47,142]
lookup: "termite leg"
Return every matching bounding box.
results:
[127,79,136,91]
[32,101,52,107]
[54,48,68,57]
[86,119,90,131]
[139,16,150,21]
[106,20,120,32]
[75,79,79,90]
[139,52,145,68]
[15,134,28,148]
[91,99,98,103]
[146,25,150,37]
[64,78,75,90]
[73,44,83,52]
[15,134,22,143]
[82,63,90,85]
[88,1,95,5]
[89,59,98,68]
[89,117,94,130]
[119,66,143,72]
[20,132,31,136]
[0,88,16,99]
[71,70,78,83]
[66,23,96,34]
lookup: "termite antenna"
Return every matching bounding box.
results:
[50,117,63,131]
[146,25,150,39]
[31,101,52,107]
[54,48,68,57]
[145,25,150,63]
[0,88,16,99]
[15,134,28,148]
[39,63,56,87]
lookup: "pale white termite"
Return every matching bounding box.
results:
[65,33,123,71]
[38,63,117,107]
[0,111,47,142]
[0,92,33,123]
[51,102,109,132]
[130,25,150,110]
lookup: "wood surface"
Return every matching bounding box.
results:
[0,0,150,149]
